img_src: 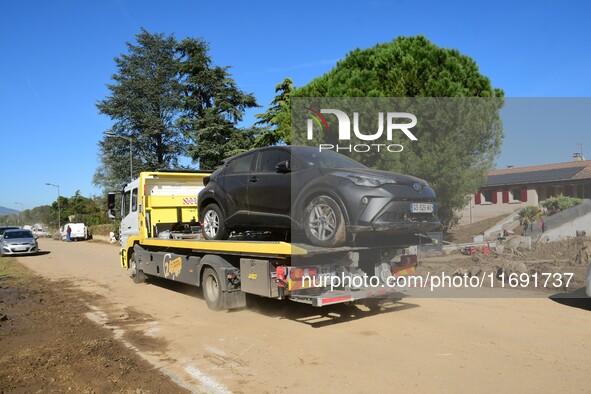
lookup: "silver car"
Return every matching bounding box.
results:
[0,229,39,256]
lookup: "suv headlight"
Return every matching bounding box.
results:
[332,172,397,187]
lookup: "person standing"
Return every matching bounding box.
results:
[66,225,72,242]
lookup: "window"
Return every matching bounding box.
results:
[122,191,131,216]
[476,189,497,204]
[510,188,521,202]
[227,153,255,174]
[131,188,138,212]
[256,149,291,173]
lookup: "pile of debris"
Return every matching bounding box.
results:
[422,236,591,291]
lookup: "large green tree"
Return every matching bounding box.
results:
[291,36,504,228]
[253,77,293,147]
[95,29,186,190]
[176,38,259,170]
[95,30,258,187]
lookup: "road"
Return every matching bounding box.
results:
[16,239,591,393]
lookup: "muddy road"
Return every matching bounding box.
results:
[7,239,591,392]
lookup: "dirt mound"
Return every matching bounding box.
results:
[0,258,187,393]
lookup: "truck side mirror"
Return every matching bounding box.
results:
[107,192,117,219]
[276,160,290,173]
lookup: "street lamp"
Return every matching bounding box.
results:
[45,183,61,229]
[103,130,133,182]
[14,202,24,226]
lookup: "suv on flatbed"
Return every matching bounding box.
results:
[198,146,440,247]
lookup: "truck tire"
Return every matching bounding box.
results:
[130,251,147,284]
[202,267,225,310]
[303,195,347,247]
[202,204,229,240]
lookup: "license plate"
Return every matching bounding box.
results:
[410,203,434,213]
[14,247,27,252]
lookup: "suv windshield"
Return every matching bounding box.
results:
[295,149,367,169]
[4,230,33,239]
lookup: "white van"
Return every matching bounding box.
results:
[61,223,89,241]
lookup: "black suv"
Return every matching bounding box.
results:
[198,146,440,247]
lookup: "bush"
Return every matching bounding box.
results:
[518,206,542,225]
[541,195,583,214]
[88,223,119,237]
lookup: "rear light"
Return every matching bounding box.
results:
[289,267,317,280]
[290,268,304,280]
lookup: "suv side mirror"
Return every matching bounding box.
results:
[276,160,290,173]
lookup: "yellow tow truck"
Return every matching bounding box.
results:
[108,171,420,310]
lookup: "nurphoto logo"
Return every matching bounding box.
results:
[306,107,418,153]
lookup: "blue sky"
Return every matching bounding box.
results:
[1,0,590,210]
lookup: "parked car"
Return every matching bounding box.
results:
[60,223,89,241]
[198,146,440,247]
[0,226,20,239]
[0,229,38,256]
[32,227,51,238]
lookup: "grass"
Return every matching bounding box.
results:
[0,256,27,280]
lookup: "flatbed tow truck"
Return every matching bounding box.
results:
[108,171,420,310]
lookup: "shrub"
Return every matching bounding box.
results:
[518,206,542,225]
[541,195,583,214]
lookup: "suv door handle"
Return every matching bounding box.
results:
[249,176,258,183]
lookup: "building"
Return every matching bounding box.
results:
[459,154,591,224]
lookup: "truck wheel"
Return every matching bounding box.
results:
[303,195,347,247]
[202,204,229,240]
[202,267,225,310]
[130,252,147,284]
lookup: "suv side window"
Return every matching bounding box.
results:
[226,153,255,174]
[256,149,292,173]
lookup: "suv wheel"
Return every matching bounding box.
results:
[202,204,229,240]
[303,195,346,247]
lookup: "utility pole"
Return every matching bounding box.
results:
[14,202,24,226]
[45,183,61,229]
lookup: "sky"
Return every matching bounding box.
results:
[1,0,590,210]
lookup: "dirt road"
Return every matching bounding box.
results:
[12,239,591,392]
